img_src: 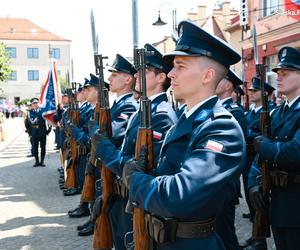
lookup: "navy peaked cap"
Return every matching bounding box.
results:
[108,54,137,76]
[144,43,173,74]
[272,46,300,72]
[249,77,275,94]
[164,20,241,69]
[31,98,39,103]
[77,83,83,92]
[86,73,109,90]
[226,69,243,88]
[234,86,245,96]
[83,78,90,88]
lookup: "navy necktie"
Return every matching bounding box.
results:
[177,113,186,126]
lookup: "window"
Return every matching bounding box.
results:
[5,47,16,58]
[264,54,277,88]
[52,48,60,59]
[28,70,39,81]
[263,0,281,17]
[8,71,17,81]
[27,48,39,58]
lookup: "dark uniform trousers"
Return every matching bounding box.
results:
[29,109,48,164]
[244,107,264,221]
[128,97,245,250]
[95,93,177,250]
[248,98,300,250]
[217,98,248,250]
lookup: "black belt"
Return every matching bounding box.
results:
[270,170,300,188]
[145,214,216,244]
[113,178,128,198]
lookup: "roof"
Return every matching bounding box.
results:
[200,16,227,41]
[0,18,70,41]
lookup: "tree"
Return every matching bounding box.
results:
[59,75,68,92]
[0,42,12,82]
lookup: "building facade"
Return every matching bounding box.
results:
[239,0,300,90]
[0,18,71,104]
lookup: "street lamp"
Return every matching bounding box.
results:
[152,11,167,26]
[152,2,177,32]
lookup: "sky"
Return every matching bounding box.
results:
[2,0,239,82]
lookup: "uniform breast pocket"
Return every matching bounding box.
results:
[158,140,187,175]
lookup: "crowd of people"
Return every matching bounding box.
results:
[23,20,300,250]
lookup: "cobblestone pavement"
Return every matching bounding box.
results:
[0,118,275,249]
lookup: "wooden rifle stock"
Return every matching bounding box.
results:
[93,108,114,250]
[92,53,114,250]
[65,87,80,189]
[132,47,155,250]
[81,112,99,202]
[252,61,271,239]
[253,110,271,239]
[134,128,154,250]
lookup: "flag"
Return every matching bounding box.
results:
[40,61,61,126]
[284,0,300,21]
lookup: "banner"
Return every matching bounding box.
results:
[40,61,61,126]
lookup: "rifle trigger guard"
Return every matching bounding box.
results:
[124,231,134,250]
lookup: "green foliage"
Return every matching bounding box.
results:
[0,42,12,82]
[18,98,31,106]
[59,75,68,92]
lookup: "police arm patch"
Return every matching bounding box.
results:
[205,140,224,152]
[118,113,129,120]
[153,131,162,140]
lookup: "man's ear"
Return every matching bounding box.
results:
[157,72,167,84]
[202,68,215,86]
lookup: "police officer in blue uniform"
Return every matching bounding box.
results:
[76,54,138,237]
[249,46,300,250]
[241,77,275,250]
[121,20,245,250]
[215,69,248,250]
[67,76,98,219]
[29,98,51,167]
[62,83,94,196]
[92,43,177,249]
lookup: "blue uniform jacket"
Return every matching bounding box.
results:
[222,98,247,137]
[29,109,47,138]
[129,97,246,250]
[249,97,300,227]
[110,93,138,148]
[95,93,177,177]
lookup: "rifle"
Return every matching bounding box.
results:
[241,26,249,111]
[80,10,98,203]
[65,85,80,189]
[252,25,271,239]
[90,10,113,250]
[133,48,155,250]
[93,54,113,250]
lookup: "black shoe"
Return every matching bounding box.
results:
[68,206,90,218]
[77,220,92,231]
[239,237,254,248]
[63,188,80,196]
[242,213,251,219]
[27,154,34,157]
[245,239,267,250]
[78,222,94,236]
[39,162,46,167]
[33,162,39,167]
